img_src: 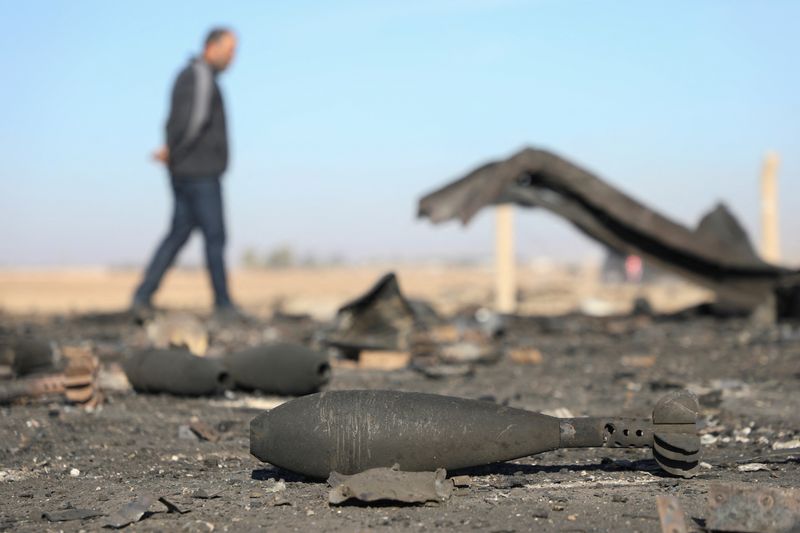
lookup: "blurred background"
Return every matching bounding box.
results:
[1,0,797,316]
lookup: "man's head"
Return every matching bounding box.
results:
[203,27,237,71]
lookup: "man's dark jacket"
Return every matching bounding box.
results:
[166,58,228,178]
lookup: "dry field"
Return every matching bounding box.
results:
[0,264,712,319]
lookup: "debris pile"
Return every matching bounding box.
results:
[0,338,101,407]
[418,147,800,319]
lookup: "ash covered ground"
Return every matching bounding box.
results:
[1,311,799,532]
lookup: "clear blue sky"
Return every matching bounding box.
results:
[1,0,798,267]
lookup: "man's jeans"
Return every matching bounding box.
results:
[133,177,232,308]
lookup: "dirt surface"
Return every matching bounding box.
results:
[1,310,799,532]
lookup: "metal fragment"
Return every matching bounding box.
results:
[450,475,471,487]
[324,273,421,351]
[656,495,688,533]
[327,465,452,505]
[158,496,188,514]
[104,495,154,529]
[189,419,220,442]
[708,483,800,533]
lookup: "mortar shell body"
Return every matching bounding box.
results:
[224,343,330,396]
[123,349,228,396]
[250,390,559,478]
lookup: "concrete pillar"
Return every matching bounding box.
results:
[495,204,516,313]
[760,151,781,263]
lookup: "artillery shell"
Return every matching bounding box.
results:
[250,390,559,478]
[123,349,229,396]
[224,343,330,396]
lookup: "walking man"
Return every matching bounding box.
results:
[132,28,239,316]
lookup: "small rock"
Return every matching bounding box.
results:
[181,520,215,532]
[737,463,769,472]
[263,480,286,494]
[542,408,575,418]
[270,495,291,507]
[69,468,80,477]
[772,439,800,450]
[700,434,718,445]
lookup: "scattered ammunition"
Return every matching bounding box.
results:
[0,373,65,405]
[224,343,330,396]
[0,349,100,407]
[251,389,700,479]
[61,347,102,407]
[0,335,58,377]
[123,349,229,396]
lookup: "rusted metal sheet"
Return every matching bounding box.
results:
[418,147,800,317]
[708,483,800,533]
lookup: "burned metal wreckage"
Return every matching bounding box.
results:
[323,272,440,354]
[418,147,800,319]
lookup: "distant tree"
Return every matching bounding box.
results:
[241,247,263,269]
[327,253,345,266]
[300,253,318,267]
[265,245,295,268]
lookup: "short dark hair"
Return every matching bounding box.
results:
[205,27,233,48]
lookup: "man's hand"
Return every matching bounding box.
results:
[152,145,170,164]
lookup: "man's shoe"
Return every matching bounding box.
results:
[212,304,253,325]
[130,299,155,323]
